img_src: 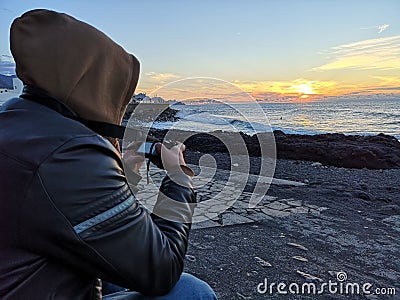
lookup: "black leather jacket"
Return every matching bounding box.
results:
[0,97,195,299]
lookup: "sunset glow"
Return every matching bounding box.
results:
[292,84,315,95]
[0,1,399,103]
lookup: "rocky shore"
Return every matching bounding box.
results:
[149,128,400,170]
[123,102,180,123]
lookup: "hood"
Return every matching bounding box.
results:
[10,9,140,125]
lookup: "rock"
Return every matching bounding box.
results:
[208,204,227,213]
[228,245,239,252]
[351,190,372,201]
[311,162,322,167]
[287,242,309,251]
[296,270,323,282]
[261,208,290,217]
[229,231,242,237]
[286,199,302,207]
[254,256,272,267]
[292,256,309,262]
[272,131,400,169]
[236,292,252,299]
[204,234,215,240]
[378,205,400,215]
[266,202,290,210]
[123,103,179,123]
[382,215,400,226]
[232,208,247,214]
[149,128,400,169]
[185,255,196,262]
[287,207,310,214]
[246,271,258,277]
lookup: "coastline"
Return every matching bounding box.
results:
[122,101,400,170]
[148,128,400,170]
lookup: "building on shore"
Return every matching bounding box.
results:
[0,75,23,103]
[132,93,165,104]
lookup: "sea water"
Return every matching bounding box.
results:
[3,96,398,139]
[151,98,400,139]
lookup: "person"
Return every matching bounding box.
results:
[0,9,216,300]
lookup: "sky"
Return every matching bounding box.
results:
[0,0,399,102]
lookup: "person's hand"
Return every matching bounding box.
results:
[123,142,145,174]
[155,142,193,176]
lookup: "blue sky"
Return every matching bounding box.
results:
[1,0,399,100]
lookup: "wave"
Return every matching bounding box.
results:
[150,118,400,140]
[149,104,400,140]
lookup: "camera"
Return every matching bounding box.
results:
[136,142,158,159]
[135,140,178,169]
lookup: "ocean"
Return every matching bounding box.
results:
[2,96,398,139]
[150,99,400,139]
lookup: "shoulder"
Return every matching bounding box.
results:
[1,97,120,167]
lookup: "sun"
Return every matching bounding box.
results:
[295,84,314,95]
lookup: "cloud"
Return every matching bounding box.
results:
[378,24,389,33]
[145,72,180,81]
[138,76,400,102]
[233,77,400,99]
[233,78,338,96]
[315,35,400,71]
[1,8,14,13]
[361,24,389,34]
[366,76,400,93]
[370,86,400,91]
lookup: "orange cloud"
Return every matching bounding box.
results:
[145,72,180,81]
[138,75,399,103]
[233,78,339,97]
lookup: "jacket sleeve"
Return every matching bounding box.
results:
[23,134,196,296]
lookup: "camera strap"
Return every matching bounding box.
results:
[145,142,159,184]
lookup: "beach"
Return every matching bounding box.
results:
[134,125,400,299]
[182,156,399,299]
